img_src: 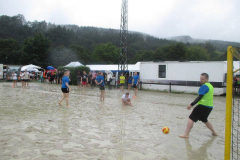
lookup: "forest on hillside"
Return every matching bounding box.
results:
[0,14,236,68]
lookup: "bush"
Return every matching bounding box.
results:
[57,66,90,85]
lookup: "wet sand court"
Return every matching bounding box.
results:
[0,83,226,160]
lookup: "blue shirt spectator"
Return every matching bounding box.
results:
[133,74,139,85]
[96,75,105,85]
[128,76,133,84]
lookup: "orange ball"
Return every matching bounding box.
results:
[162,127,170,134]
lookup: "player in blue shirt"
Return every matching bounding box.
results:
[95,72,105,101]
[58,70,72,107]
[132,72,139,99]
[128,73,133,91]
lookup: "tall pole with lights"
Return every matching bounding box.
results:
[118,0,128,75]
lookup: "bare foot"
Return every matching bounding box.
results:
[58,102,62,106]
[67,106,70,108]
[212,133,218,136]
[179,135,189,138]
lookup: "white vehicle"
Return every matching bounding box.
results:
[139,61,239,95]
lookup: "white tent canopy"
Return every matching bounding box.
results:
[21,64,41,72]
[86,63,140,72]
[65,62,83,67]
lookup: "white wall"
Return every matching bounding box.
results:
[140,61,226,82]
[140,61,226,95]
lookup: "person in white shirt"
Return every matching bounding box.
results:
[12,71,17,88]
[20,72,24,87]
[121,92,133,106]
[23,69,30,88]
[106,72,112,90]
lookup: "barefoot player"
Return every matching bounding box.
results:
[122,92,133,106]
[58,70,72,108]
[179,73,217,138]
[132,71,139,99]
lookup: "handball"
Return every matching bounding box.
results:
[162,127,169,134]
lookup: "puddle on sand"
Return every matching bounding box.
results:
[0,83,226,160]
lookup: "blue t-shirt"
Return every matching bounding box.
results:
[128,76,133,84]
[96,75,105,85]
[198,85,209,95]
[133,75,139,84]
[62,76,69,88]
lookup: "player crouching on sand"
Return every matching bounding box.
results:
[58,70,71,108]
[122,92,133,106]
[179,73,217,138]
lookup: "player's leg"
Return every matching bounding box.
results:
[58,92,66,106]
[102,90,105,101]
[65,93,70,107]
[179,118,194,138]
[204,121,217,136]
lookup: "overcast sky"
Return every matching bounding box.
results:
[0,0,239,42]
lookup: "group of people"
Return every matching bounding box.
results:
[11,69,218,139]
[58,70,140,107]
[77,70,97,91]
[58,70,217,139]
[12,69,31,89]
[58,70,105,107]
[41,70,64,84]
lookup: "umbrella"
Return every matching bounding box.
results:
[65,62,83,67]
[21,64,41,71]
[46,66,55,70]
[105,70,113,75]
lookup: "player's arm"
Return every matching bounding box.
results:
[65,81,71,91]
[190,95,204,107]
[122,98,125,106]
[188,85,209,109]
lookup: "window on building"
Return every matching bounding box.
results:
[158,65,166,78]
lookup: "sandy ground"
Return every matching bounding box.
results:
[0,82,226,160]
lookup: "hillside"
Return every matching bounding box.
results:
[167,36,240,52]
[0,14,236,67]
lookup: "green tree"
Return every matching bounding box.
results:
[185,46,209,61]
[162,42,187,60]
[92,43,119,64]
[0,38,22,64]
[23,32,51,67]
[70,45,91,65]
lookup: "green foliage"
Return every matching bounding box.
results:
[0,38,22,64]
[162,42,187,61]
[92,43,119,64]
[23,32,51,67]
[0,14,239,67]
[57,66,90,85]
[185,46,209,61]
[70,45,91,65]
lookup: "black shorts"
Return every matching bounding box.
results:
[92,79,96,84]
[189,105,212,123]
[119,83,124,86]
[61,88,69,93]
[133,84,138,88]
[24,79,29,82]
[99,85,105,90]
